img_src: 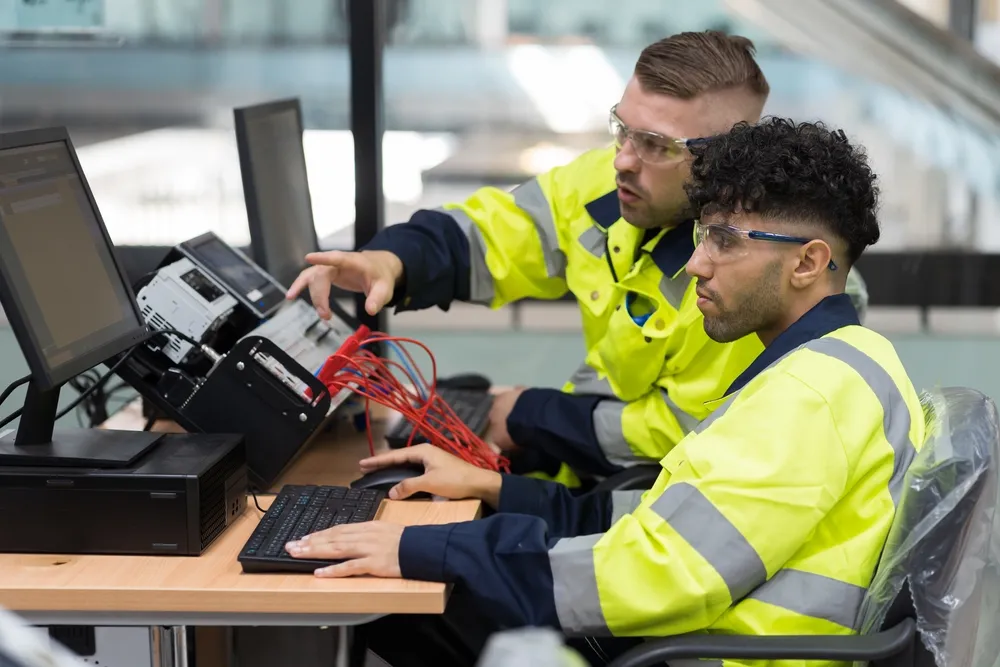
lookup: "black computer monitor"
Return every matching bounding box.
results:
[234,98,320,290]
[0,127,161,467]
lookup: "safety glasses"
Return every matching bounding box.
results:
[695,221,838,271]
[609,105,704,164]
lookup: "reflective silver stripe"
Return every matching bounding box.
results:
[593,401,635,466]
[651,482,767,602]
[659,272,690,309]
[548,533,610,635]
[610,490,645,525]
[577,225,606,258]
[511,178,566,278]
[568,363,616,397]
[693,391,738,435]
[661,390,699,434]
[438,207,494,305]
[806,337,917,505]
[747,569,866,629]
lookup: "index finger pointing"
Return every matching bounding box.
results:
[305,250,348,268]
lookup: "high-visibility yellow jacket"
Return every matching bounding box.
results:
[365,146,870,478]
[398,294,925,667]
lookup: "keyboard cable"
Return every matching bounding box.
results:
[0,328,213,431]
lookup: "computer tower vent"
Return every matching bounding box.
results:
[199,445,245,550]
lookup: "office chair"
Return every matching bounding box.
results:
[590,464,662,493]
[606,385,1000,667]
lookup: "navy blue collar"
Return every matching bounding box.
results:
[724,293,860,396]
[584,190,621,229]
[649,219,695,278]
[584,190,696,277]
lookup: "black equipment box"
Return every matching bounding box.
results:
[0,432,247,556]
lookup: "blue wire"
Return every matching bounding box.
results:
[386,340,428,399]
[317,340,428,401]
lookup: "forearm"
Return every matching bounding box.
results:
[506,388,668,476]
[498,474,629,537]
[360,208,472,311]
[398,514,563,629]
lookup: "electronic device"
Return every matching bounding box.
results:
[0,126,249,558]
[0,127,164,467]
[234,97,320,290]
[238,484,385,573]
[0,433,246,556]
[136,257,238,364]
[384,387,494,449]
[177,231,288,319]
[350,464,430,498]
[117,231,357,489]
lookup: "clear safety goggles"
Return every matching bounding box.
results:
[694,221,838,271]
[609,104,704,164]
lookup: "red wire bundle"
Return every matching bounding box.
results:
[315,326,509,472]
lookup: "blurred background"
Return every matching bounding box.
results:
[2,0,1000,416]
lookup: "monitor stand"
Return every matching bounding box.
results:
[0,381,161,468]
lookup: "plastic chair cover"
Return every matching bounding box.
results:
[856,386,1000,667]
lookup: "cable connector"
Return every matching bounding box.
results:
[200,344,223,365]
[316,325,370,386]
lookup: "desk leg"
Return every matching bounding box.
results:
[150,626,189,667]
[336,625,369,667]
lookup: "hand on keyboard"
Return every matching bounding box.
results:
[285,521,404,578]
[238,484,386,573]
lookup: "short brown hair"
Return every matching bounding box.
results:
[634,31,770,100]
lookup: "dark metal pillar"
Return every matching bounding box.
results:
[348,0,388,354]
[949,0,979,40]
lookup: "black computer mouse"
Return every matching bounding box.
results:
[437,372,492,392]
[350,463,431,499]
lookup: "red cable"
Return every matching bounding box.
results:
[314,326,509,472]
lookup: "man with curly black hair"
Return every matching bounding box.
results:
[289,119,925,667]
[683,117,881,346]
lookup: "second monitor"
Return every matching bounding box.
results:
[234,97,320,290]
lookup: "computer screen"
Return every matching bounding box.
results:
[0,137,146,388]
[235,99,319,289]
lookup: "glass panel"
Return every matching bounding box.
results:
[0,0,349,249]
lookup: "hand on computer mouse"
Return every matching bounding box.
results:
[285,249,403,318]
[485,387,526,452]
[359,444,502,507]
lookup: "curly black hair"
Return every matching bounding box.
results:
[684,117,880,265]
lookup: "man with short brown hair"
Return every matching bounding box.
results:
[288,30,869,485]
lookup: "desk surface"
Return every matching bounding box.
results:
[0,401,480,621]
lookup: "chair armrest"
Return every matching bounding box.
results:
[607,618,916,667]
[591,464,661,492]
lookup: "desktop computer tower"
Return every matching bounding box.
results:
[0,433,247,557]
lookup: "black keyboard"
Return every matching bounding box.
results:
[385,387,494,449]
[238,484,386,573]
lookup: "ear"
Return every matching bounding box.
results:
[789,240,832,289]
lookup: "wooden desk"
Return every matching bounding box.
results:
[0,401,481,665]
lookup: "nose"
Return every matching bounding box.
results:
[686,242,713,281]
[613,139,641,174]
